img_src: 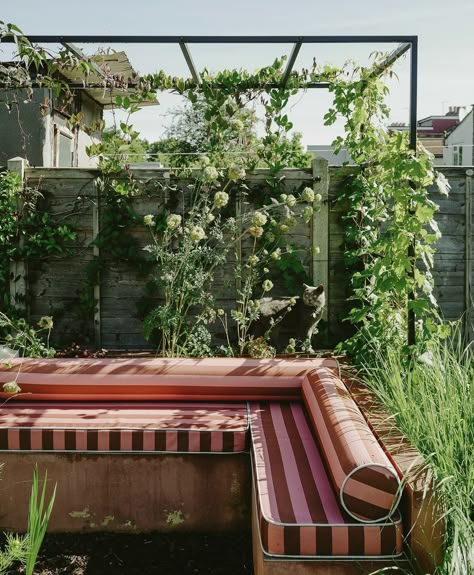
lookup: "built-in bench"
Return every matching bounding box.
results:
[0,358,439,574]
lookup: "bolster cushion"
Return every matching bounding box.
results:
[302,368,402,523]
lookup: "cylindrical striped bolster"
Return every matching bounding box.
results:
[302,368,402,523]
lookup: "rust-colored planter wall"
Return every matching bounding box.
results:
[0,452,250,533]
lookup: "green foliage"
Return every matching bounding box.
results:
[0,312,55,357]
[325,63,447,363]
[0,464,55,574]
[25,466,56,575]
[0,171,76,315]
[363,335,473,575]
[274,245,311,294]
[86,126,149,171]
[0,532,29,574]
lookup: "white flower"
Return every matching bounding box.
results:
[313,246,321,255]
[249,226,264,238]
[280,224,289,233]
[252,212,267,227]
[214,191,229,208]
[263,267,269,274]
[279,194,287,202]
[203,166,219,182]
[303,206,314,223]
[190,226,206,242]
[3,381,21,395]
[201,156,210,166]
[206,213,215,224]
[315,193,322,203]
[248,255,260,266]
[160,273,174,282]
[289,297,297,306]
[262,280,273,292]
[265,232,275,243]
[217,308,225,316]
[286,194,297,207]
[228,164,246,181]
[230,118,244,132]
[143,214,155,227]
[271,248,282,261]
[38,316,53,329]
[301,187,315,202]
[167,214,182,230]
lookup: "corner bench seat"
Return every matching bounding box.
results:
[250,401,403,558]
[0,402,249,453]
[0,358,408,570]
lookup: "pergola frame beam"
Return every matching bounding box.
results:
[179,41,201,86]
[281,41,302,87]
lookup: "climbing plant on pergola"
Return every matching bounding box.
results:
[2,32,443,358]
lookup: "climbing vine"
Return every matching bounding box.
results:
[325,67,450,363]
[1,22,447,359]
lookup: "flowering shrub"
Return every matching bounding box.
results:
[0,312,55,358]
[142,169,319,356]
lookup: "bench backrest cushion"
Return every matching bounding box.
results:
[0,357,338,402]
[302,368,402,523]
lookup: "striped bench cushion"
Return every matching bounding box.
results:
[0,358,339,402]
[250,402,403,558]
[0,402,249,453]
[302,368,402,522]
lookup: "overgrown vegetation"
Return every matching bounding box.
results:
[1,19,473,575]
[363,335,473,575]
[0,465,56,574]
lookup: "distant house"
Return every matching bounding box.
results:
[443,107,474,166]
[0,51,156,169]
[306,145,353,166]
[388,107,466,165]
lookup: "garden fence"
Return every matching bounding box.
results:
[7,158,474,349]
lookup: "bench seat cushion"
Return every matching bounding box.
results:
[0,402,249,453]
[0,358,338,402]
[250,402,403,558]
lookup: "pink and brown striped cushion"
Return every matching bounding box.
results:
[302,368,402,522]
[0,402,248,453]
[250,401,403,558]
[0,358,337,402]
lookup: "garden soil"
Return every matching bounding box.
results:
[9,532,253,575]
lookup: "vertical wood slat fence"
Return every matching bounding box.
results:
[7,159,474,349]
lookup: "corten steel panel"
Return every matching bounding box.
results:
[0,452,250,532]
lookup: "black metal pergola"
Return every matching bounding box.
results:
[2,34,419,345]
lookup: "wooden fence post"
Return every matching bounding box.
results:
[311,158,329,335]
[92,183,102,348]
[7,157,27,313]
[465,169,473,342]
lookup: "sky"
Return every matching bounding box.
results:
[1,0,473,147]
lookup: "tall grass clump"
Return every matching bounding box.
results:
[362,335,473,575]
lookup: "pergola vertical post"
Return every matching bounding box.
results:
[408,39,418,347]
[92,182,102,348]
[465,169,473,343]
[311,158,329,339]
[7,157,28,313]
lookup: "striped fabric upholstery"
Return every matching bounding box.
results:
[0,402,248,453]
[250,402,403,558]
[302,368,401,522]
[0,358,337,402]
